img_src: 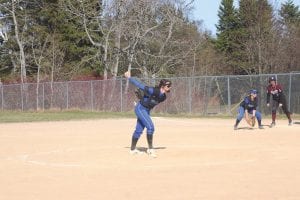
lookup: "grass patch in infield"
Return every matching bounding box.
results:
[0,110,135,123]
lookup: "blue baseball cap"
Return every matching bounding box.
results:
[249,89,258,94]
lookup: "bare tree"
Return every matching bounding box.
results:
[63,0,116,80]
[1,0,27,83]
[63,0,197,80]
[118,0,197,78]
[30,34,49,110]
[0,0,31,110]
[0,21,8,43]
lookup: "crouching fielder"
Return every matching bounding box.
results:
[124,71,172,157]
[234,89,263,130]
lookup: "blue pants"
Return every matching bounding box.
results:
[237,106,262,121]
[132,103,155,139]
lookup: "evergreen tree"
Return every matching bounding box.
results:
[30,0,100,80]
[280,0,300,26]
[0,0,100,81]
[277,0,300,72]
[215,0,241,74]
[238,0,274,74]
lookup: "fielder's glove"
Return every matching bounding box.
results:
[246,115,256,127]
[250,116,256,127]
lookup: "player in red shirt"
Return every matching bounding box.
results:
[267,76,292,127]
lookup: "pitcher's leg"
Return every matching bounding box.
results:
[131,119,145,151]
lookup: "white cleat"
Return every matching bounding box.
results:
[129,149,143,155]
[147,149,157,158]
[270,122,276,128]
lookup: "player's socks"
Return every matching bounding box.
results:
[235,119,240,126]
[272,113,276,122]
[234,119,240,130]
[258,120,264,129]
[130,136,139,151]
[286,113,292,123]
[146,134,153,149]
[258,119,262,126]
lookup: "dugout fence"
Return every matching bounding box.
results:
[0,73,300,115]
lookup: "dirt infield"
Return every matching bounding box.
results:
[1,118,300,200]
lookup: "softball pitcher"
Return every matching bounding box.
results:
[124,71,171,157]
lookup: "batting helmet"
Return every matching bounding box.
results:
[269,76,276,82]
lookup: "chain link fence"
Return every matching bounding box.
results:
[0,73,299,116]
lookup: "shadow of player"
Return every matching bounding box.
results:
[125,146,166,153]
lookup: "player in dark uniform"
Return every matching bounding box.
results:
[267,76,292,127]
[234,89,263,130]
[124,71,171,157]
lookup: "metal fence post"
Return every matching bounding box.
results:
[90,80,94,111]
[120,78,123,112]
[1,84,3,110]
[288,73,292,111]
[188,78,192,113]
[203,77,207,115]
[66,82,69,110]
[227,76,231,115]
[21,84,24,111]
[42,82,45,111]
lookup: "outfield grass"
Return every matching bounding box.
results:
[0,110,136,123]
[0,110,237,123]
[0,110,299,123]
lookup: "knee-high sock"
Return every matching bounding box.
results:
[131,136,139,150]
[258,119,262,126]
[146,134,153,149]
[235,119,241,126]
[285,112,291,121]
[272,113,276,122]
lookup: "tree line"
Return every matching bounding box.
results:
[0,0,299,84]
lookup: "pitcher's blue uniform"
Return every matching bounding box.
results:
[129,77,166,138]
[126,76,171,155]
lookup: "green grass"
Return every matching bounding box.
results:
[0,110,299,123]
[0,110,135,123]
[0,110,233,123]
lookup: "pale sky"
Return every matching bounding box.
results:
[192,0,300,35]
